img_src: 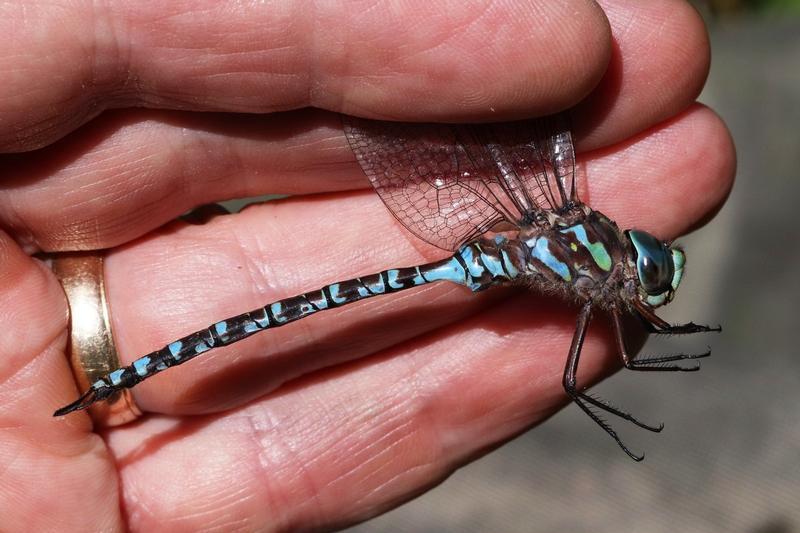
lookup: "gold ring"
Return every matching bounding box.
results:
[52,253,142,427]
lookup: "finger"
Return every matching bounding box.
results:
[105,295,615,530]
[101,104,733,415]
[584,104,735,237]
[575,0,711,150]
[1,93,723,254]
[0,0,611,151]
[0,109,357,252]
[0,231,122,530]
[0,0,711,250]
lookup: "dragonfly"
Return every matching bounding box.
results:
[55,113,719,460]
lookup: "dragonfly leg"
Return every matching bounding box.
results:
[612,311,710,372]
[634,301,721,335]
[562,302,663,462]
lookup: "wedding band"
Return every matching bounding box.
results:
[52,253,141,427]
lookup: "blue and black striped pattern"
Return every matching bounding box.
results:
[54,238,526,414]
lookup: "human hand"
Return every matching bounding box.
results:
[0,1,733,530]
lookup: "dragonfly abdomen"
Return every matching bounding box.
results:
[54,238,524,415]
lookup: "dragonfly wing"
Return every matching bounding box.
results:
[343,118,516,251]
[342,114,577,251]
[548,121,578,205]
[464,114,577,215]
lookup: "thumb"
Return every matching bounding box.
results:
[0,231,121,530]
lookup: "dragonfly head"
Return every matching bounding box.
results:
[625,230,684,307]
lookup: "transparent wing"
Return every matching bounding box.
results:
[465,114,577,213]
[343,114,577,251]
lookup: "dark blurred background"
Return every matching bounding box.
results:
[348,3,800,532]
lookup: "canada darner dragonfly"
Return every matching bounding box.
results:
[55,114,718,460]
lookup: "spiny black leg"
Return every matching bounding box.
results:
[659,323,722,335]
[570,396,645,462]
[622,351,711,371]
[576,391,664,432]
[648,321,721,335]
[613,311,711,372]
[563,302,661,462]
[633,302,721,335]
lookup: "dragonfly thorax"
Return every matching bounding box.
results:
[515,209,628,302]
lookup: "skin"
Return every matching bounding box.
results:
[0,0,735,531]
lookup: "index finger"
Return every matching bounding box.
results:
[0,0,611,152]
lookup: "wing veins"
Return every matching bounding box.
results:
[342,114,578,251]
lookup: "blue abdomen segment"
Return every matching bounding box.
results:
[87,239,524,395]
[447,239,522,291]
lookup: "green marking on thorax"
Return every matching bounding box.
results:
[561,224,613,272]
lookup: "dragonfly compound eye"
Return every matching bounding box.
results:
[626,230,675,296]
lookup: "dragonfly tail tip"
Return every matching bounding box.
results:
[53,388,98,417]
